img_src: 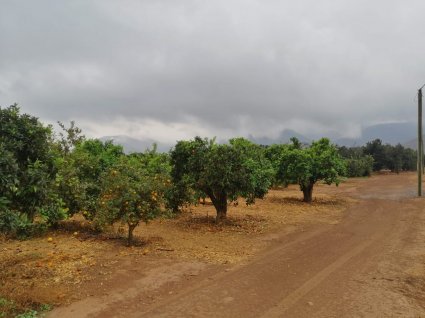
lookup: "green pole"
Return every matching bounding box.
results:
[419,88,423,196]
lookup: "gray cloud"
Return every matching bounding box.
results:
[1,0,424,142]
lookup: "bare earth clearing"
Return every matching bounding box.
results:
[2,173,425,317]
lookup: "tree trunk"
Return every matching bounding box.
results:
[302,182,314,203]
[207,190,228,223]
[215,203,227,224]
[127,222,138,246]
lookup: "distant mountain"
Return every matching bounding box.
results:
[100,135,172,153]
[278,129,310,143]
[99,122,418,153]
[335,122,416,148]
[402,136,425,150]
[362,122,415,145]
[251,123,417,148]
[250,124,417,148]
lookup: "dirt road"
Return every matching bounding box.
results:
[49,174,425,317]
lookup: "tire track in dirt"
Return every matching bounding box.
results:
[138,200,408,318]
[261,228,381,317]
[266,201,419,318]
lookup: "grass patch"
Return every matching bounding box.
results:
[0,296,51,318]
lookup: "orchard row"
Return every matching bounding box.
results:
[0,105,416,243]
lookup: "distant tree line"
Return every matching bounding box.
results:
[338,139,416,177]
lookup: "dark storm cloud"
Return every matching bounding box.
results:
[1,0,424,141]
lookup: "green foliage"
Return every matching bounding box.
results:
[39,304,51,312]
[289,137,303,150]
[228,138,274,203]
[0,105,58,225]
[56,121,84,155]
[385,143,416,173]
[56,139,124,219]
[338,145,364,159]
[0,144,19,203]
[338,146,373,177]
[0,296,51,318]
[15,160,53,222]
[308,138,347,185]
[264,138,305,186]
[52,155,86,217]
[0,197,10,212]
[0,209,22,234]
[96,155,165,244]
[0,297,15,318]
[345,155,374,177]
[170,137,274,222]
[0,106,124,237]
[343,139,417,173]
[128,145,171,177]
[15,310,39,318]
[0,209,47,239]
[38,194,68,227]
[0,104,52,167]
[363,139,387,171]
[167,137,210,212]
[400,146,417,171]
[278,138,346,202]
[49,121,87,217]
[264,144,287,168]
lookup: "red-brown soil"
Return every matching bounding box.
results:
[2,173,425,317]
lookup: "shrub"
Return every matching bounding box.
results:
[0,209,47,239]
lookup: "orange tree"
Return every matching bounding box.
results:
[0,104,69,236]
[96,155,166,245]
[170,137,274,223]
[278,138,346,202]
[0,104,54,222]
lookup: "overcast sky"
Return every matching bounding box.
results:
[1,0,424,143]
